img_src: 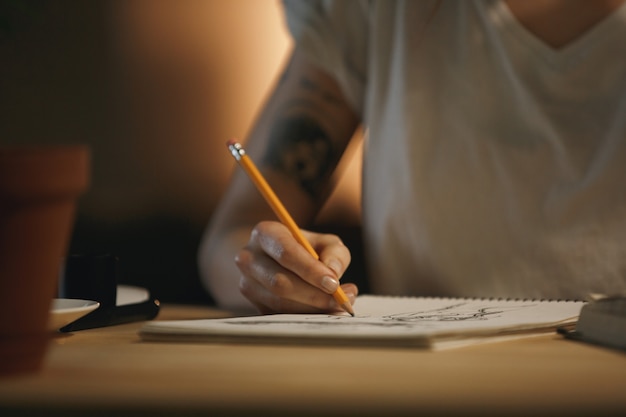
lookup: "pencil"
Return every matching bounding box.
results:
[227,139,355,316]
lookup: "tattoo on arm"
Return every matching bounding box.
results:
[262,116,340,201]
[299,77,343,106]
[262,64,355,201]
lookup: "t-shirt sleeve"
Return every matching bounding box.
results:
[281,0,368,116]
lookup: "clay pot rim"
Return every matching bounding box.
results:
[0,145,90,199]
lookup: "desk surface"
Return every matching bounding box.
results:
[0,304,624,417]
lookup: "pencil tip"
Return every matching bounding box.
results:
[342,302,355,317]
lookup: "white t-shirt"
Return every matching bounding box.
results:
[283,0,626,300]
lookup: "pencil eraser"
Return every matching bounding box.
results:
[226,138,238,147]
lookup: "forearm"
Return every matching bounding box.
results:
[198,225,256,312]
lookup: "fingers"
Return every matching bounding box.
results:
[305,230,352,280]
[238,271,334,315]
[235,245,336,312]
[251,222,345,292]
[234,221,356,314]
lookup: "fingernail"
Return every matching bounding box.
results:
[327,260,342,276]
[321,276,339,293]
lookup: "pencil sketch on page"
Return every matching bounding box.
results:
[138,296,585,348]
[222,301,538,331]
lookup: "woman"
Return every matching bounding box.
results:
[199,0,626,313]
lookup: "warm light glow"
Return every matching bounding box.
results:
[102,0,361,225]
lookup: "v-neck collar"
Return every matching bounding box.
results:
[490,0,626,68]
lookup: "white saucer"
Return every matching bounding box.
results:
[49,285,151,331]
[49,298,100,331]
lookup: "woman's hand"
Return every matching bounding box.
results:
[235,220,358,314]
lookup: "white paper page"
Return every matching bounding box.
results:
[140,296,585,345]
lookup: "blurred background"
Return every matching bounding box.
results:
[0,0,363,305]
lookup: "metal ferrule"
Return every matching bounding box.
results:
[228,142,245,161]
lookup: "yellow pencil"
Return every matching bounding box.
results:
[227,139,355,316]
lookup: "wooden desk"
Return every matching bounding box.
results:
[0,304,624,417]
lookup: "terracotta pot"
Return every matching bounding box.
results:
[0,145,89,376]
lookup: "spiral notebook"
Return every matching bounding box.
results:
[139,295,585,350]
